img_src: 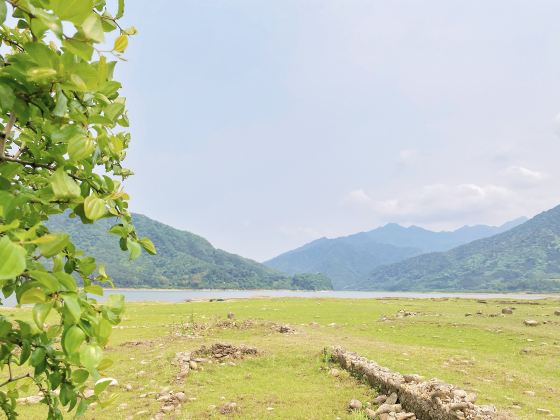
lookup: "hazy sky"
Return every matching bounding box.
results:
[117,1,560,261]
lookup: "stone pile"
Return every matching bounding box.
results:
[152,390,187,419]
[275,324,296,334]
[172,342,258,384]
[192,342,258,360]
[330,346,507,420]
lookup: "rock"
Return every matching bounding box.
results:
[375,403,402,415]
[385,392,398,405]
[348,399,362,410]
[396,414,416,420]
[523,390,536,397]
[465,393,477,403]
[373,395,388,404]
[278,325,295,334]
[219,402,238,414]
[403,374,423,383]
[536,408,552,414]
[124,384,133,391]
[118,403,128,410]
[227,312,235,319]
[465,313,473,317]
[189,360,198,370]
[175,392,187,402]
[329,368,340,377]
[554,310,560,316]
[501,308,513,315]
[157,393,171,402]
[365,408,377,419]
[452,389,467,398]
[135,411,149,417]
[160,404,175,413]
[524,320,539,327]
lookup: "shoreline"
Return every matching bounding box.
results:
[105,287,560,296]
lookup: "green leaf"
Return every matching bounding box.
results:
[62,294,82,323]
[0,1,6,24]
[62,38,94,61]
[85,284,103,296]
[34,233,70,258]
[80,345,102,372]
[104,102,125,122]
[71,369,89,385]
[97,358,113,372]
[29,271,59,292]
[50,169,81,199]
[51,0,94,25]
[76,399,89,417]
[116,0,125,19]
[82,14,104,42]
[138,237,157,255]
[54,272,77,291]
[113,34,128,53]
[27,67,57,81]
[97,318,112,345]
[30,347,46,368]
[67,135,95,161]
[94,377,113,395]
[127,238,141,260]
[0,236,26,280]
[20,288,46,304]
[52,90,68,117]
[84,195,106,221]
[63,326,85,355]
[33,303,53,329]
[0,85,15,111]
[0,220,20,234]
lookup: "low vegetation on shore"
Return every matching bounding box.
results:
[4,297,559,419]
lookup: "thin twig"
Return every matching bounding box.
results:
[0,113,16,157]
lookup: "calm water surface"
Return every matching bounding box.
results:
[2,289,558,307]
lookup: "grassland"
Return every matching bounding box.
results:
[4,297,560,419]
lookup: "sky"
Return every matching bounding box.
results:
[116,0,560,261]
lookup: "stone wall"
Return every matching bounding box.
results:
[330,346,511,420]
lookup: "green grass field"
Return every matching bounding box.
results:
[3,297,560,419]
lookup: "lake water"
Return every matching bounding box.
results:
[3,289,556,307]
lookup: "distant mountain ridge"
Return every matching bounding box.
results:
[46,214,332,290]
[264,218,527,289]
[360,206,560,292]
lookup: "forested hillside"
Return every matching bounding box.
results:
[265,219,526,289]
[360,206,560,291]
[47,214,332,290]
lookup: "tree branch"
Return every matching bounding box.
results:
[0,113,16,158]
[0,155,54,169]
[0,373,30,388]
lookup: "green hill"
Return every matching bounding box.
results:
[46,213,332,290]
[359,205,560,291]
[265,219,526,289]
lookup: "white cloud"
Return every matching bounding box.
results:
[343,188,373,205]
[397,149,419,166]
[343,183,519,228]
[503,165,546,188]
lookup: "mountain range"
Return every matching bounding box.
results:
[46,214,332,290]
[264,218,527,289]
[361,205,560,292]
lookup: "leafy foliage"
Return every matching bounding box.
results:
[47,213,333,290]
[362,205,560,291]
[0,1,149,418]
[264,219,526,289]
